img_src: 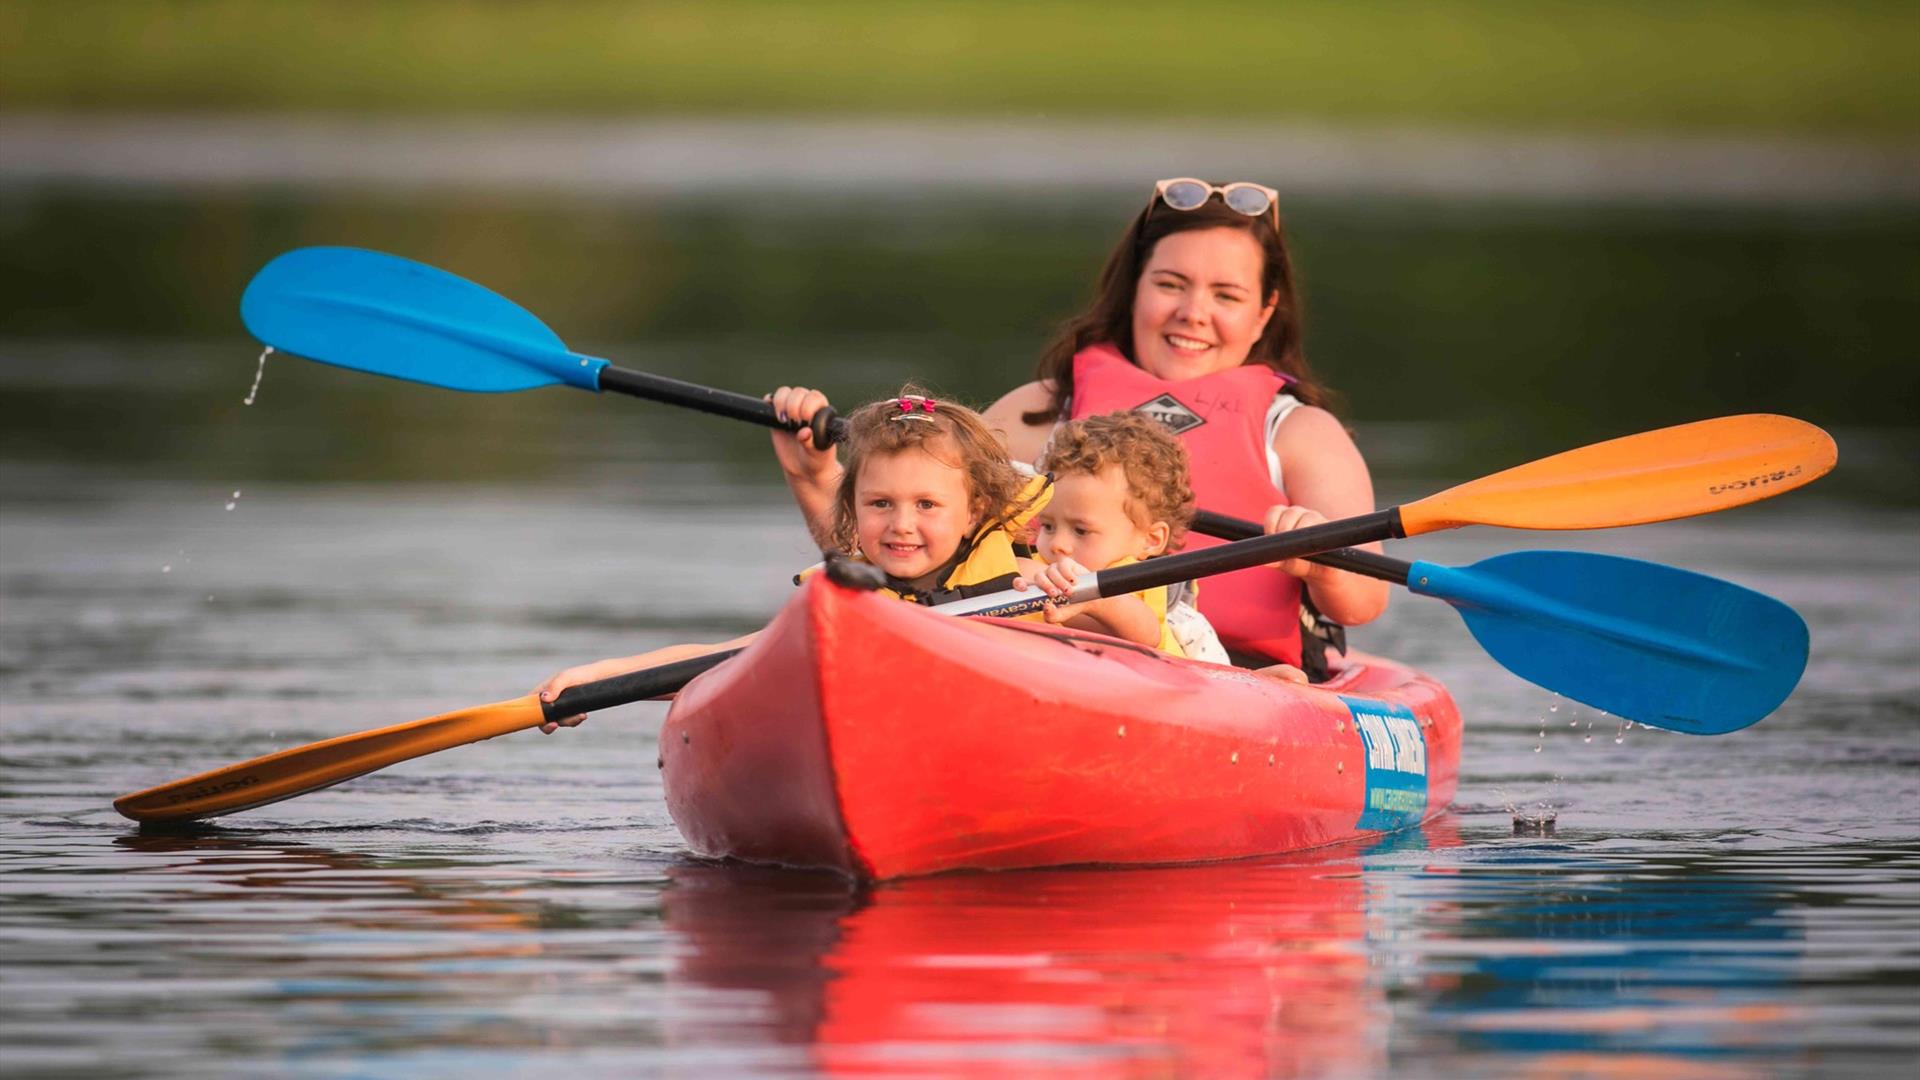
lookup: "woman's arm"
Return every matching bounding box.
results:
[1267,406,1391,626]
[982,380,1058,465]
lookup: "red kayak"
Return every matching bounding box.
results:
[661,576,1462,880]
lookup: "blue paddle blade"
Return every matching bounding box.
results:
[240,247,608,392]
[1409,551,1809,735]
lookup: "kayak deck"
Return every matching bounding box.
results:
[661,578,1461,880]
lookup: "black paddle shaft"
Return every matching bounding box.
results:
[1096,509,1407,598]
[597,366,846,447]
[1189,509,1411,584]
[544,647,744,719]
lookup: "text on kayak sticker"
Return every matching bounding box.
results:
[1342,696,1428,832]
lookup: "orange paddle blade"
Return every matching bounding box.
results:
[1398,415,1836,536]
[113,695,547,823]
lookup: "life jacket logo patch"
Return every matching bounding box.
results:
[1133,394,1205,434]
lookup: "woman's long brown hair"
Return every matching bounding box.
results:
[1023,192,1340,426]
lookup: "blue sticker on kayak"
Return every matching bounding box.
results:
[1342,696,1428,832]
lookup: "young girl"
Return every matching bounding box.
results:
[534,389,1048,730]
[1018,411,1229,665]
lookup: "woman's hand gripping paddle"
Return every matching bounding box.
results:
[1195,512,1807,736]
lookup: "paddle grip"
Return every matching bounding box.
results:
[544,647,745,718]
[811,407,848,448]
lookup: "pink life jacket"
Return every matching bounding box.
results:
[1068,343,1303,665]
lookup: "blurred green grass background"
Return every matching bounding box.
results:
[4,0,1916,135]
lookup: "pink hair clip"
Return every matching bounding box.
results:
[888,395,938,422]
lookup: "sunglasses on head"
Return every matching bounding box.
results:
[1147,178,1280,231]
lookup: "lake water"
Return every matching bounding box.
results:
[2,185,1917,1077]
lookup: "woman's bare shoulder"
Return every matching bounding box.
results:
[1273,404,1371,481]
[983,381,1057,461]
[983,380,1054,417]
[1272,403,1356,452]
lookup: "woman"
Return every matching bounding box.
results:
[773,178,1387,671]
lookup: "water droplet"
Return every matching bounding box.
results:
[243,346,272,405]
[225,489,241,511]
[1548,703,1560,714]
[1583,734,1592,743]
[160,564,172,573]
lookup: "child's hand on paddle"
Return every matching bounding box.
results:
[1017,556,1093,624]
[1016,558,1162,644]
[534,658,637,733]
[767,385,839,482]
[532,639,757,733]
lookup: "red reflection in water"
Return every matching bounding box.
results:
[667,819,1463,1078]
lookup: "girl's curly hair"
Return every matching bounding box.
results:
[1039,411,1196,550]
[826,387,1029,555]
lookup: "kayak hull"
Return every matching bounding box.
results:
[661,578,1461,880]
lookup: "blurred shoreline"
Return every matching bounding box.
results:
[4,113,1916,206]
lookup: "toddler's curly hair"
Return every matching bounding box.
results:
[826,386,1030,554]
[1039,411,1196,550]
